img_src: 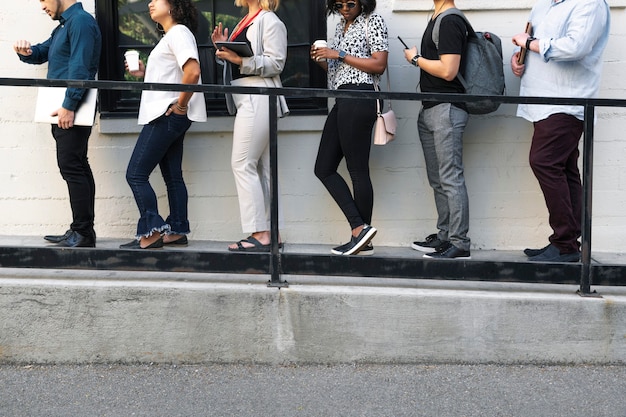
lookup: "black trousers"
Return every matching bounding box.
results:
[51,125,96,236]
[314,84,377,230]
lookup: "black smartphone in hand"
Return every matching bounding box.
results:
[397,36,409,49]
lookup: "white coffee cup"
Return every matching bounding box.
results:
[124,50,140,72]
[313,40,327,61]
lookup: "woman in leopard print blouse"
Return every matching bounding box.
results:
[311,0,389,256]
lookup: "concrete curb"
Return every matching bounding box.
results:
[1,268,625,364]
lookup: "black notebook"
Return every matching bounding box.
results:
[215,41,253,57]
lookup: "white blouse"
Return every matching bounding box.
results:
[138,24,207,124]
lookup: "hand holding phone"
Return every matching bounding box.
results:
[398,36,409,49]
[397,36,409,49]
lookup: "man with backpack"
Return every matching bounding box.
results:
[403,0,471,259]
[511,0,610,262]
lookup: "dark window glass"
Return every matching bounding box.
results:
[96,0,327,117]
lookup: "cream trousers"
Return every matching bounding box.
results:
[231,76,281,233]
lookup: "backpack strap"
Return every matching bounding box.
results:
[431,7,474,91]
[432,8,475,50]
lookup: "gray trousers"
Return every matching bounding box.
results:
[418,103,470,251]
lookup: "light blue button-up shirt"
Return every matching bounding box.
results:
[517,0,610,122]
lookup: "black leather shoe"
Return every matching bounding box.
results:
[163,235,188,246]
[523,243,551,257]
[120,236,164,250]
[44,229,72,243]
[528,244,580,263]
[58,231,96,248]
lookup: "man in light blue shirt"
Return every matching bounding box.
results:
[511,0,610,263]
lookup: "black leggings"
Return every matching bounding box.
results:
[314,84,377,230]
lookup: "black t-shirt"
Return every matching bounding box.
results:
[420,14,467,110]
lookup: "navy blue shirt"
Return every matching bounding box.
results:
[19,3,101,111]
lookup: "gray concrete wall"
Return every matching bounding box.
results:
[1,269,624,365]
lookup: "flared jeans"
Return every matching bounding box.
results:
[126,112,192,239]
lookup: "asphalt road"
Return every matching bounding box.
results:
[1,364,625,417]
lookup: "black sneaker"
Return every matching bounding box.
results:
[331,224,377,256]
[331,241,352,255]
[356,243,374,256]
[411,233,448,253]
[423,244,471,260]
[332,242,375,256]
[433,241,452,253]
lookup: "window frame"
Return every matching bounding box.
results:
[95,0,328,118]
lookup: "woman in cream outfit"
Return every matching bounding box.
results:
[212,0,288,252]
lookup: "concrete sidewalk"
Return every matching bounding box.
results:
[1,267,625,365]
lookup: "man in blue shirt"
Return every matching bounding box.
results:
[14,0,101,247]
[511,0,610,263]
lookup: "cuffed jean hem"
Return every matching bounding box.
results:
[165,216,190,236]
[135,211,170,240]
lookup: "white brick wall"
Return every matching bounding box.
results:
[0,1,624,252]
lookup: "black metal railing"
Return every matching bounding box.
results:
[2,77,626,295]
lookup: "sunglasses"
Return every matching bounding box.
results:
[334,1,358,11]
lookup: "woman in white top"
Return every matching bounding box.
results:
[211,0,288,252]
[120,0,207,250]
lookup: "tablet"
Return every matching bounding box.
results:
[215,41,253,57]
[34,87,98,126]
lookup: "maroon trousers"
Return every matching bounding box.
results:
[530,113,584,254]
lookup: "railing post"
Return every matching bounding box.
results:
[267,94,287,288]
[579,103,595,296]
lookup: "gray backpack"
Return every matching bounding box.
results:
[433,8,505,114]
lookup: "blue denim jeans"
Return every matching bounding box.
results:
[418,103,470,251]
[126,113,192,239]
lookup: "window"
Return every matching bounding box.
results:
[96,0,327,117]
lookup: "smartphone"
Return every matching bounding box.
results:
[397,36,409,49]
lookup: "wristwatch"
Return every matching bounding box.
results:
[411,54,421,67]
[338,50,347,62]
[525,37,536,50]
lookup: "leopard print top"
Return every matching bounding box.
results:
[327,12,389,90]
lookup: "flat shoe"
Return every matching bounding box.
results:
[120,236,164,250]
[164,235,188,246]
[528,244,579,263]
[523,243,551,257]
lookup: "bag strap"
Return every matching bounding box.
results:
[431,7,472,90]
[365,15,392,114]
[432,8,476,48]
[374,70,392,112]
